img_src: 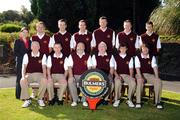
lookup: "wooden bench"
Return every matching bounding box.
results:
[29,82,70,103]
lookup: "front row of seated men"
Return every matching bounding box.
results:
[20,41,163,109]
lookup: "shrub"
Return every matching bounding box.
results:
[0,23,22,33]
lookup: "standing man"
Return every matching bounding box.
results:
[113,43,136,107]
[91,42,115,105]
[92,16,115,54]
[14,27,31,99]
[68,42,92,107]
[70,19,93,54]
[46,43,68,105]
[20,41,47,108]
[116,20,139,57]
[139,21,161,57]
[135,44,163,109]
[31,21,52,55]
[49,19,71,57]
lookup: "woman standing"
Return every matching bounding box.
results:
[14,27,31,99]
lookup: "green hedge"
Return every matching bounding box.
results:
[0,24,22,33]
[160,35,180,43]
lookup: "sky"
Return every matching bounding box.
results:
[0,0,31,12]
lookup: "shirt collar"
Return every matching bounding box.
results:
[37,33,45,39]
[98,52,108,56]
[31,52,40,57]
[146,31,153,36]
[59,31,67,35]
[119,53,127,58]
[77,52,85,58]
[53,53,63,58]
[141,53,150,59]
[79,30,87,35]
[124,31,131,35]
[100,27,107,32]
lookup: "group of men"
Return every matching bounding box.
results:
[19,16,163,109]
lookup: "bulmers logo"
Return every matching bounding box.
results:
[80,69,110,98]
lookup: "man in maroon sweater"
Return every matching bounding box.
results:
[135,44,163,109]
[31,21,52,55]
[115,20,139,57]
[139,21,161,57]
[68,42,92,107]
[92,16,115,54]
[113,43,136,108]
[49,19,72,57]
[70,19,93,54]
[46,43,68,105]
[20,41,47,108]
[91,42,115,105]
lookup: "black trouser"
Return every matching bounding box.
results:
[15,60,22,99]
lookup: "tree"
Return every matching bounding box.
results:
[0,10,21,23]
[20,6,34,25]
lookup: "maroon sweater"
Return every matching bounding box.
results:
[114,55,131,74]
[74,32,92,53]
[141,32,159,56]
[137,55,154,74]
[71,53,89,75]
[26,53,43,73]
[50,55,65,74]
[31,34,50,55]
[93,28,114,53]
[54,32,71,57]
[95,54,111,75]
[117,31,137,57]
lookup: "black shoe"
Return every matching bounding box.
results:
[57,100,63,105]
[102,100,108,105]
[48,100,55,106]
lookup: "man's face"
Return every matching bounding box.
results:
[99,19,107,28]
[123,22,132,31]
[31,42,40,52]
[78,22,86,31]
[119,46,127,54]
[58,21,67,31]
[141,46,149,55]
[53,44,62,53]
[36,24,45,33]
[98,43,107,53]
[146,24,153,32]
[76,42,85,54]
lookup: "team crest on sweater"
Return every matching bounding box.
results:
[126,61,129,64]
[152,39,155,42]
[130,37,133,41]
[84,60,87,65]
[107,34,111,38]
[38,60,42,63]
[148,61,151,64]
[60,60,64,64]
[65,38,69,42]
[86,37,89,41]
[106,58,109,62]
[43,41,47,44]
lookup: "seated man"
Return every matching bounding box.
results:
[68,42,92,107]
[91,41,115,105]
[47,43,68,105]
[135,44,163,109]
[113,43,136,107]
[20,41,47,108]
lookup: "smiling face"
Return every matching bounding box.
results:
[58,21,67,32]
[99,19,107,29]
[36,22,45,34]
[76,42,85,54]
[20,29,29,39]
[78,21,86,32]
[146,23,153,33]
[53,43,62,54]
[141,45,149,55]
[31,41,40,53]
[119,46,127,54]
[123,21,132,32]
[98,42,107,54]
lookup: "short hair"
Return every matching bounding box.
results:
[79,19,87,25]
[140,43,149,52]
[31,41,40,47]
[36,21,46,28]
[124,19,132,24]
[98,41,107,50]
[99,16,107,21]
[58,19,67,25]
[54,42,62,47]
[20,27,29,32]
[146,21,153,27]
[119,43,128,48]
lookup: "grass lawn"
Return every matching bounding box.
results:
[0,88,180,120]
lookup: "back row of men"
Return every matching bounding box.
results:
[31,16,161,57]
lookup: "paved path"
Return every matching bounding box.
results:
[0,75,180,93]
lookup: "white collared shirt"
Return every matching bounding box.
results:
[68,52,92,68]
[22,52,47,65]
[135,53,157,68]
[91,28,115,48]
[47,53,68,70]
[37,33,45,39]
[139,32,161,49]
[114,54,133,70]
[115,31,139,49]
[91,53,115,68]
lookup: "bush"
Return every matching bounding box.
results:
[0,23,22,33]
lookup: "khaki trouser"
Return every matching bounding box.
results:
[68,75,87,102]
[47,74,67,100]
[20,73,47,100]
[114,74,136,101]
[136,73,162,104]
[104,74,114,101]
